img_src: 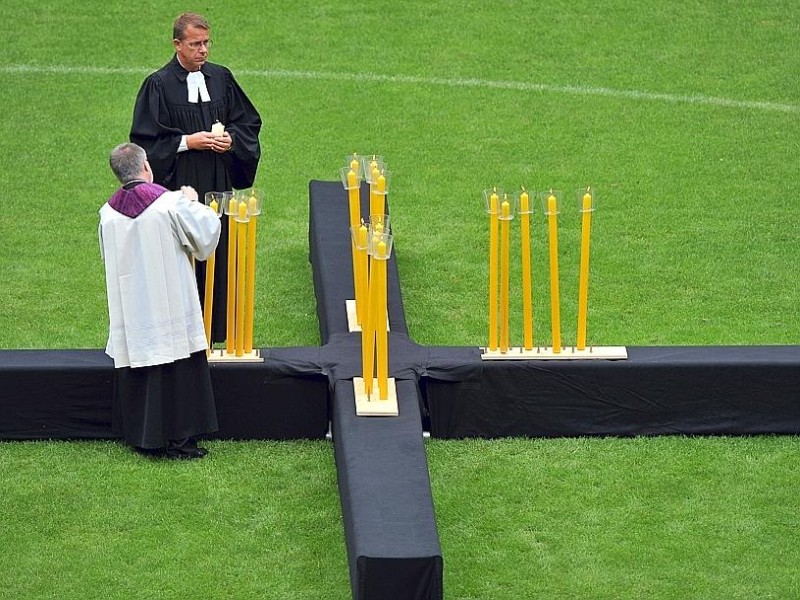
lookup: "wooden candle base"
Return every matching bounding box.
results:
[353,377,398,416]
[346,299,390,333]
[207,348,264,363]
[480,346,627,361]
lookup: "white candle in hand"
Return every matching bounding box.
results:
[211,121,225,136]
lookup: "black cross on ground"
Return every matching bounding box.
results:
[307,179,479,600]
[3,180,798,600]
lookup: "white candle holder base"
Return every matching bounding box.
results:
[353,377,398,416]
[207,348,265,363]
[480,346,628,361]
[346,299,390,333]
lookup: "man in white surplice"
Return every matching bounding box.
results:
[99,142,221,459]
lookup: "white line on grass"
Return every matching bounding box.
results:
[2,63,798,114]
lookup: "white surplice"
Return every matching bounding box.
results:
[99,190,221,368]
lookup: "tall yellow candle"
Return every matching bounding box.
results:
[244,209,258,353]
[547,193,561,353]
[350,155,359,173]
[347,169,361,324]
[226,199,238,355]
[235,201,248,356]
[577,191,593,350]
[356,223,368,326]
[375,170,386,218]
[499,198,511,353]
[362,239,378,396]
[347,169,359,227]
[376,240,389,400]
[369,165,380,218]
[520,190,534,350]
[203,198,218,353]
[488,191,499,351]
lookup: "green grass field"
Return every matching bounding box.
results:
[1,1,799,598]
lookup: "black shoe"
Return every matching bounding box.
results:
[133,446,166,458]
[166,447,209,460]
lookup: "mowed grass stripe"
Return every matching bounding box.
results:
[3,63,798,114]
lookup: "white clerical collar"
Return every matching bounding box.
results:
[176,56,211,103]
[186,71,211,103]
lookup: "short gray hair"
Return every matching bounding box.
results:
[109,143,146,184]
[173,12,210,40]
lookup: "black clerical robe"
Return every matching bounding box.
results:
[130,55,262,343]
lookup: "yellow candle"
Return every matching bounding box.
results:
[350,154,359,173]
[577,191,593,350]
[520,190,533,350]
[488,191,499,351]
[235,216,247,356]
[369,166,380,218]
[244,213,258,353]
[356,223,368,326]
[226,211,237,355]
[547,193,561,353]
[375,171,386,217]
[376,240,388,400]
[209,199,219,213]
[203,249,216,353]
[362,243,377,396]
[347,168,361,325]
[499,198,511,353]
[347,170,360,229]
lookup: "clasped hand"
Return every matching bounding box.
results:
[188,130,232,153]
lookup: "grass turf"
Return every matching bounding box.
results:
[1,1,798,598]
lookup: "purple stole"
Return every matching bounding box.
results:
[108,182,169,218]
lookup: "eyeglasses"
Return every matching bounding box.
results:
[184,39,213,50]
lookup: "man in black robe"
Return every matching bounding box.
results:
[130,12,262,343]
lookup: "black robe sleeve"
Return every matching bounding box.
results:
[130,75,184,188]
[220,71,262,190]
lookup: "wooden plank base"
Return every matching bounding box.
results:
[208,348,265,362]
[353,377,399,416]
[480,346,628,360]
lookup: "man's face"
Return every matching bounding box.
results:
[174,25,210,72]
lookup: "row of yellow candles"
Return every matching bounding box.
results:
[202,192,260,357]
[360,236,390,399]
[487,187,595,354]
[345,154,388,329]
[344,154,391,399]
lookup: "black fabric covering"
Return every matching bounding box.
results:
[211,347,329,440]
[0,350,115,440]
[0,348,328,441]
[425,345,800,438]
[332,379,443,600]
[309,180,450,599]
